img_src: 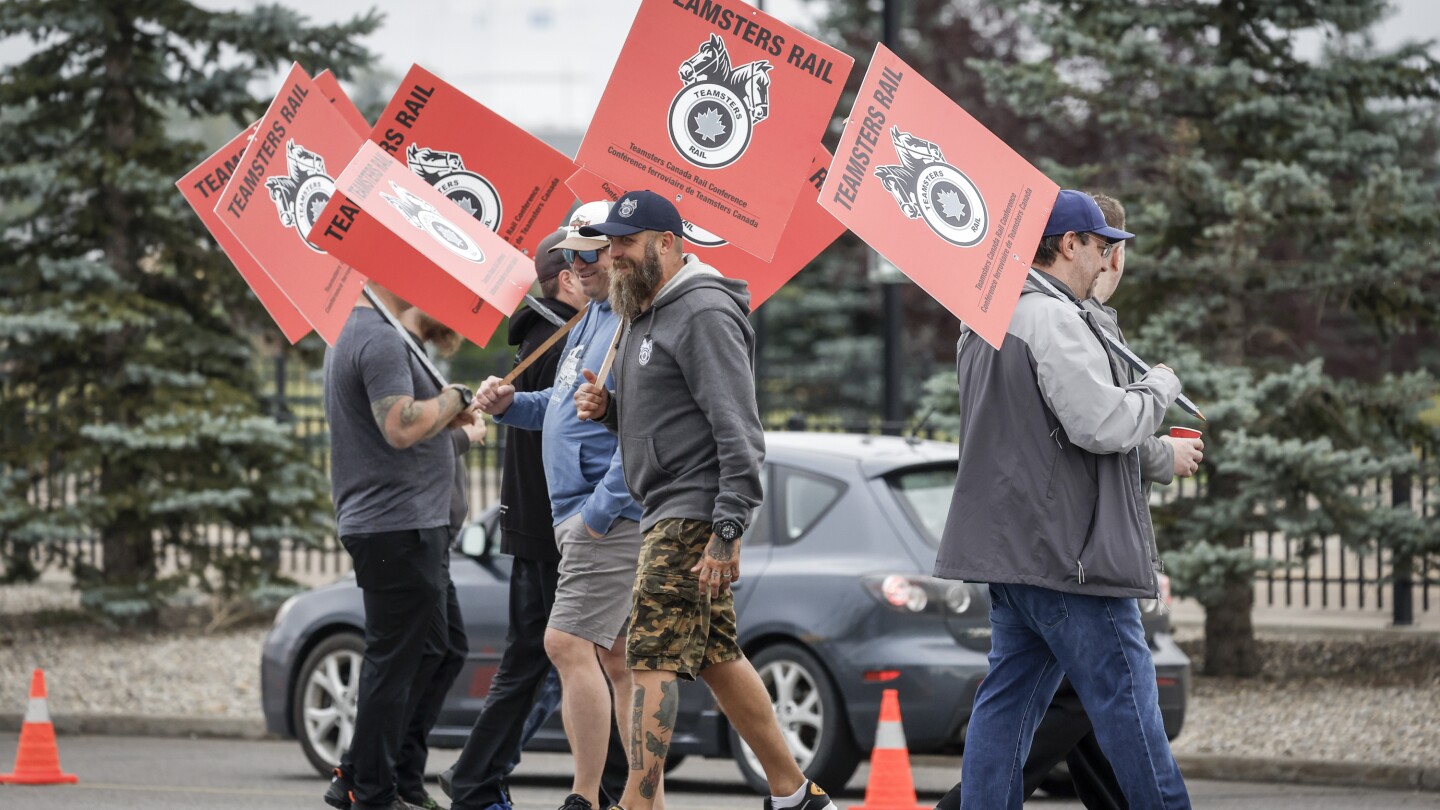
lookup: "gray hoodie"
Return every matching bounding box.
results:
[934,270,1181,598]
[602,255,764,533]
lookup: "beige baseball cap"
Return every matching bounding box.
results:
[549,200,612,252]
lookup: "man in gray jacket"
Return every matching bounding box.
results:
[574,190,837,810]
[937,190,1192,809]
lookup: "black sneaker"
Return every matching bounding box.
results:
[558,794,594,810]
[438,767,454,799]
[324,767,353,810]
[764,780,837,810]
[400,791,448,810]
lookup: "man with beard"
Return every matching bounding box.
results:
[323,283,477,810]
[935,190,1191,809]
[470,200,649,810]
[440,228,587,810]
[573,190,838,810]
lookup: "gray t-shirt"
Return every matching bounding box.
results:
[323,306,454,536]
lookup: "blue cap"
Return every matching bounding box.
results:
[578,190,684,240]
[1042,190,1134,241]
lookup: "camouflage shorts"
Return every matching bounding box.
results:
[627,518,741,679]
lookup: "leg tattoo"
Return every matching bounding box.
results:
[655,678,679,731]
[629,684,646,770]
[639,762,662,799]
[645,730,668,762]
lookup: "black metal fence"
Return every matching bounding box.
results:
[6,358,1437,623]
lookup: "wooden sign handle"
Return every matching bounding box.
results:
[500,305,587,386]
[592,321,624,387]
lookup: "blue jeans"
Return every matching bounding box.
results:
[960,583,1190,810]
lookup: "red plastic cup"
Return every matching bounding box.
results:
[1169,427,1203,440]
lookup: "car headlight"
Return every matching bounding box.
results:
[272,594,301,628]
[864,575,976,616]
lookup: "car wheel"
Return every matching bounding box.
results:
[292,631,364,777]
[728,642,862,794]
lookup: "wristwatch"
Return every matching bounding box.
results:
[713,518,744,543]
[450,384,474,408]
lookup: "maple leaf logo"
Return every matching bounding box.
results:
[938,189,968,222]
[693,108,727,142]
[455,196,478,216]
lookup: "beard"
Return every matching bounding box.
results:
[417,312,462,357]
[609,238,664,322]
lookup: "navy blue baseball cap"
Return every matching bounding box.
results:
[578,190,684,239]
[1042,190,1135,242]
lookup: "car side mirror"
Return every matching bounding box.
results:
[458,523,490,560]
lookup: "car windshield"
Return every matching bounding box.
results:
[887,464,957,547]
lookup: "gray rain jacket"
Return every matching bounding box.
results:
[934,270,1181,598]
[602,255,764,533]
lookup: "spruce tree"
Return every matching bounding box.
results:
[0,2,379,619]
[873,0,1440,675]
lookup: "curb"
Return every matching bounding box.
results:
[0,712,270,740]
[1174,753,1440,793]
[8,716,1435,794]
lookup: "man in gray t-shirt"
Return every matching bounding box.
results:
[322,283,477,810]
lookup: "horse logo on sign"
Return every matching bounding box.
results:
[406,144,504,232]
[874,127,988,248]
[379,181,486,263]
[265,140,335,253]
[669,34,773,169]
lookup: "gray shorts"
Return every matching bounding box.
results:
[548,512,643,647]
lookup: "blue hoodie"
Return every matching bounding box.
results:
[496,299,642,533]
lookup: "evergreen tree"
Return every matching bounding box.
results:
[0,2,379,620]
[904,0,1440,674]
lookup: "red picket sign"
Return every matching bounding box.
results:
[309,142,538,347]
[367,65,578,253]
[313,70,370,137]
[577,0,852,262]
[212,63,368,345]
[819,45,1059,349]
[177,122,312,344]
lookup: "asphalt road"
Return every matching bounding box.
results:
[2,736,1438,809]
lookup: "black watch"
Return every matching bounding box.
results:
[713,518,744,542]
[451,384,474,408]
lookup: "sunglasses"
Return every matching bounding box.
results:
[562,245,608,265]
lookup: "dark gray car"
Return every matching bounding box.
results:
[261,432,1189,791]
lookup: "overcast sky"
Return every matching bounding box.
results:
[3,0,1439,136]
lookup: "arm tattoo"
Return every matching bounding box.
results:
[629,685,646,770]
[398,398,424,428]
[639,762,662,799]
[371,390,457,444]
[370,395,407,435]
[706,537,735,563]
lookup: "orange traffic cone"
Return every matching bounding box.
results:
[852,689,926,810]
[0,669,78,785]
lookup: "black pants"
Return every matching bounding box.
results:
[449,555,632,810]
[341,526,450,809]
[396,550,469,799]
[938,680,1125,810]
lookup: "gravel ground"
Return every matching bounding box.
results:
[2,583,1438,769]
